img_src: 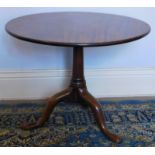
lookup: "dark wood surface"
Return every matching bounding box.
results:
[6,12,150,47]
[6,12,150,143]
[21,47,121,143]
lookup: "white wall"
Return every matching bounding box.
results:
[0,7,154,70]
[0,7,155,99]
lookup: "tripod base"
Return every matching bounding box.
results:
[21,47,121,143]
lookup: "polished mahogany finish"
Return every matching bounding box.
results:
[21,47,121,143]
[6,12,150,47]
[5,12,150,143]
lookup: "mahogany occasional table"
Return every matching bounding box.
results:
[6,12,150,143]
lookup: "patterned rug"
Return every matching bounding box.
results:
[0,99,155,147]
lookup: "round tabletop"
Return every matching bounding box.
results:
[6,12,151,47]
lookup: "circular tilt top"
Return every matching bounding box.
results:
[6,12,151,47]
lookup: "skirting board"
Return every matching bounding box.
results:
[0,68,155,100]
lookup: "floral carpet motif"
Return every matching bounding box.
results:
[0,99,155,147]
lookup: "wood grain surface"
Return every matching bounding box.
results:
[6,12,150,47]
